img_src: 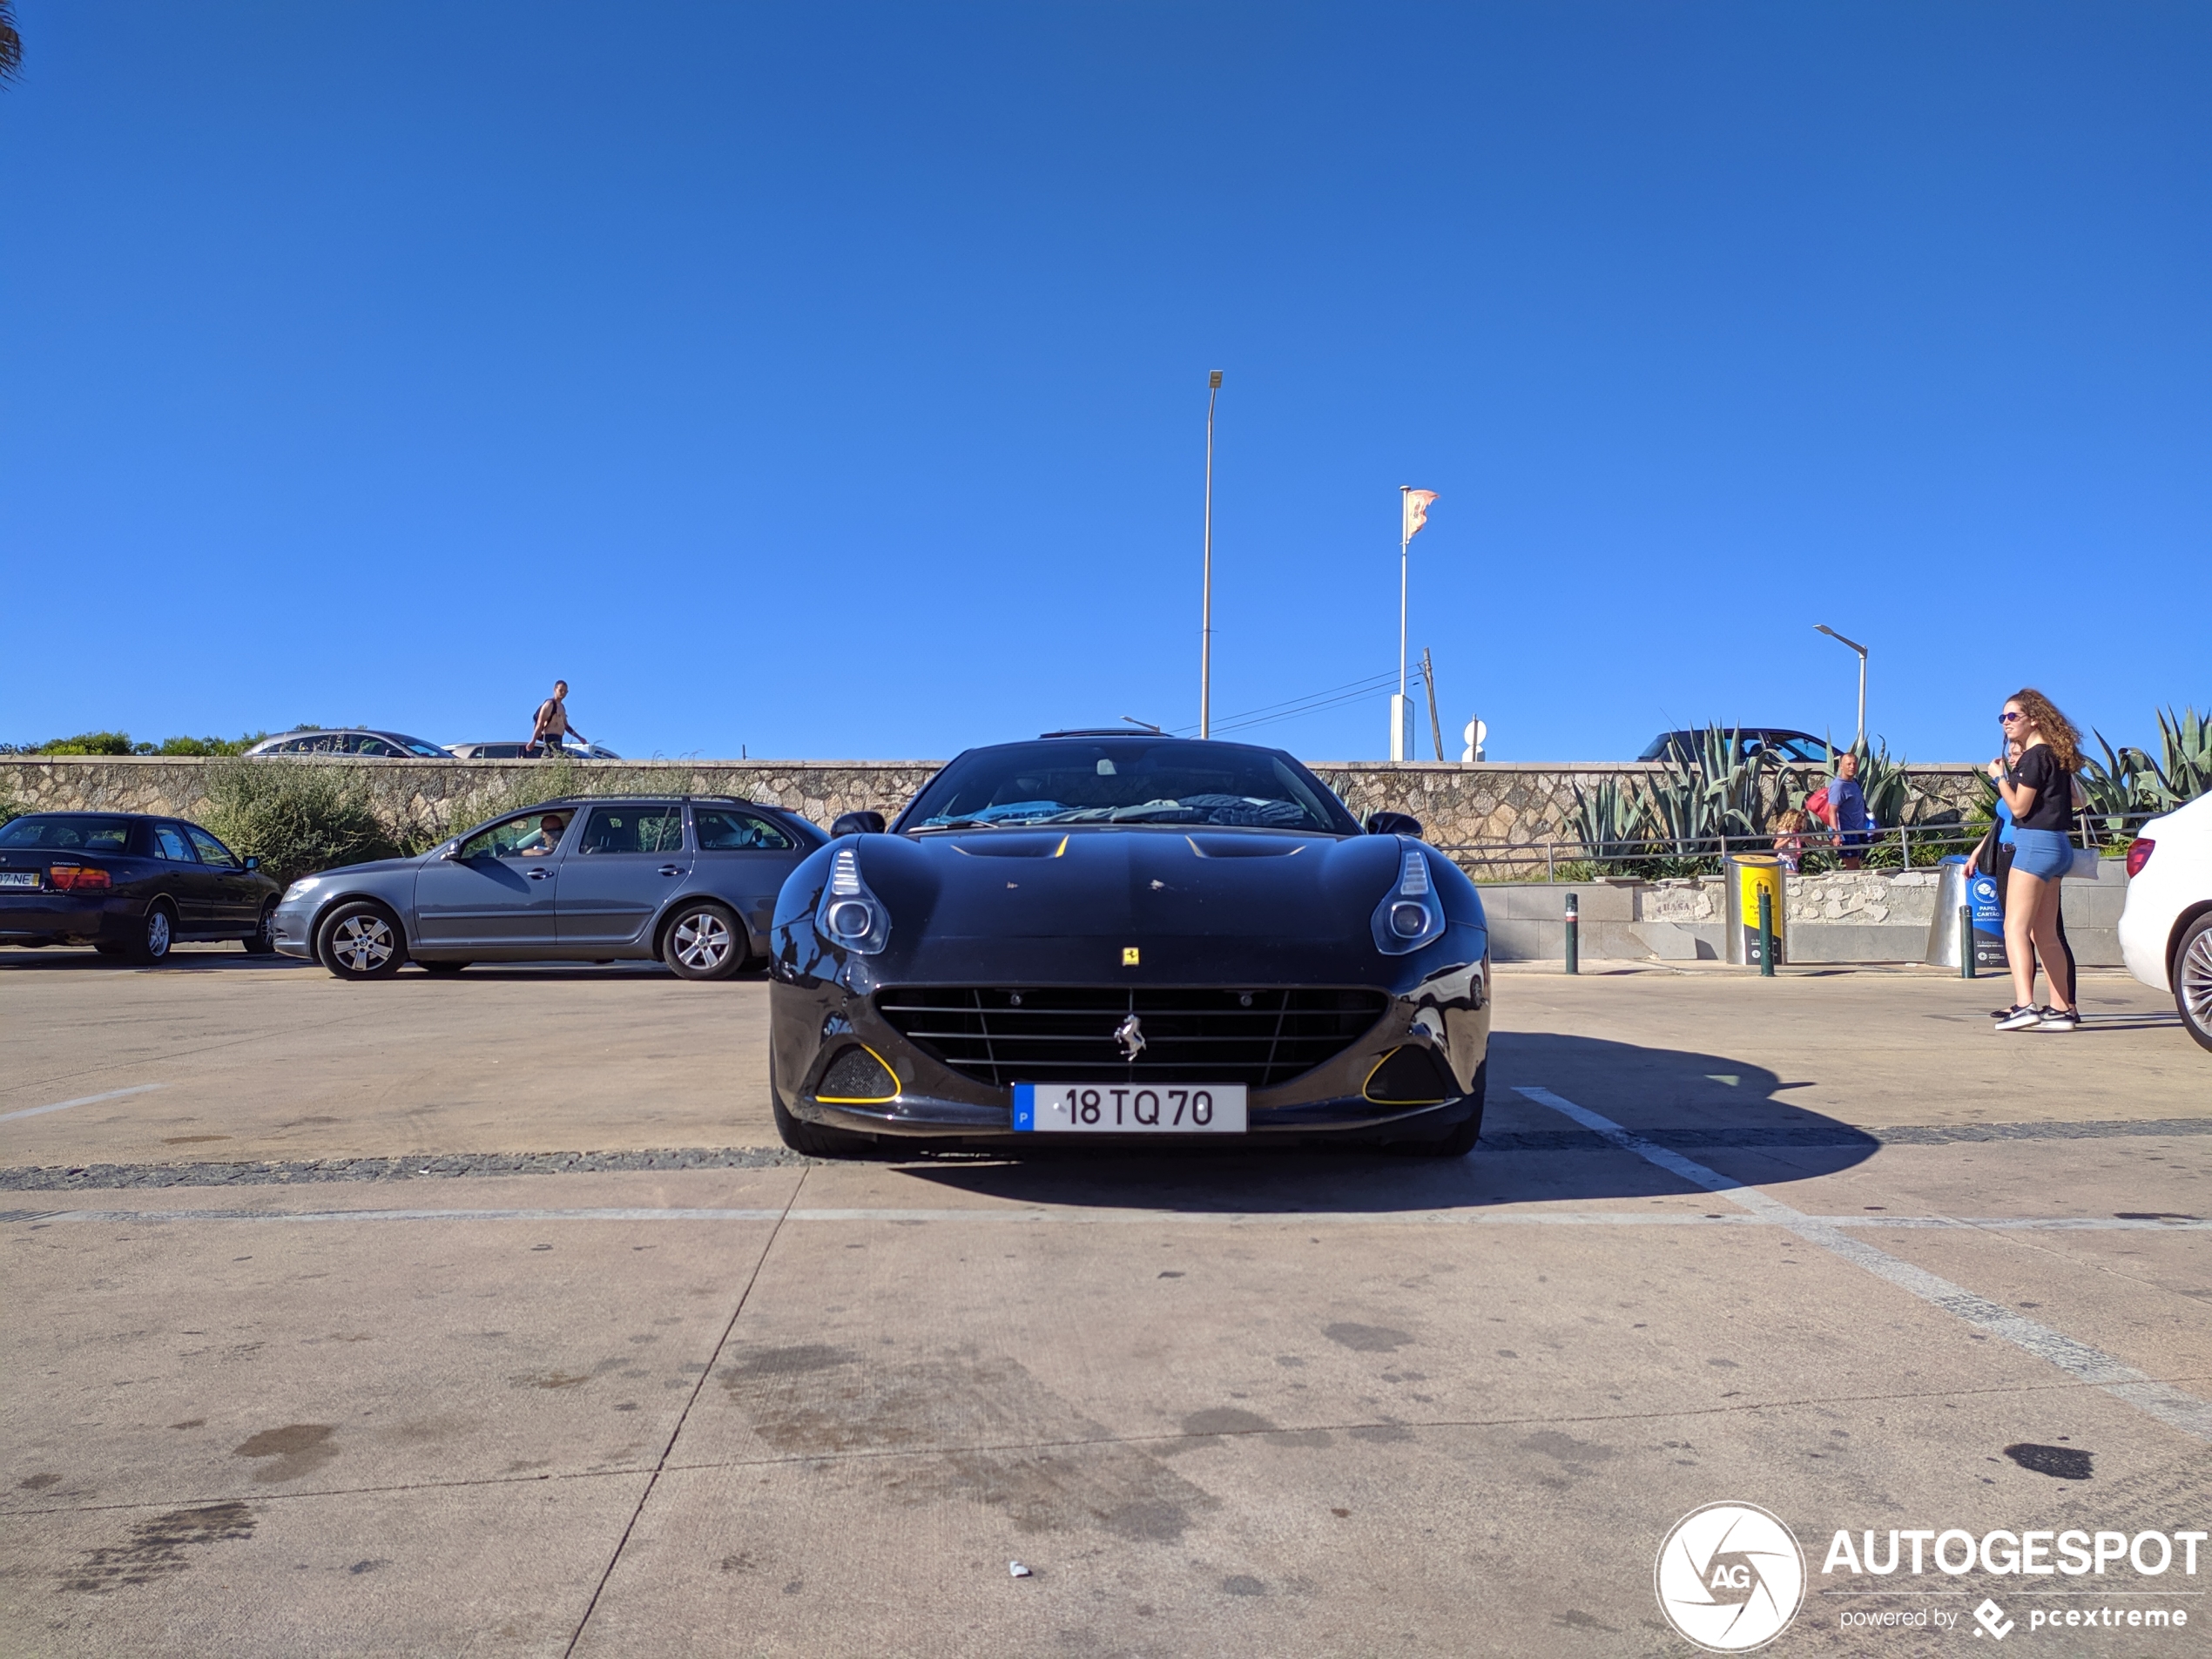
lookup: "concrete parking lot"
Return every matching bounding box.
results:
[3,947,2208,1656]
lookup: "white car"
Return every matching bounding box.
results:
[2118,791,2212,1053]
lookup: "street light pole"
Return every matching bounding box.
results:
[1201,371,1222,738]
[1815,624,1869,750]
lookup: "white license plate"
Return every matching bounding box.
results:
[0,871,39,888]
[1013,1082,1247,1134]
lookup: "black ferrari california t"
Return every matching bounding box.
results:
[766,732,1490,1157]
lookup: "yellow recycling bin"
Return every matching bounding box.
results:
[1724,854,1786,968]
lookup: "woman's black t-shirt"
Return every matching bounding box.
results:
[2012,745,2074,832]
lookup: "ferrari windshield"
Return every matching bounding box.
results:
[901,739,1359,833]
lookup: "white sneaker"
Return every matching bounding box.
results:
[1994,1005,2044,1031]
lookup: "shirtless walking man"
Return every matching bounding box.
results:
[529,679,588,758]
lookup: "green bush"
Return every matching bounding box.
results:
[199,759,403,887]
[30,731,137,755]
[145,733,267,757]
[4,730,267,756]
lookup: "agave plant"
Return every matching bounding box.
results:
[1571,778,1651,867]
[2082,706,2209,829]
[2141,705,2212,806]
[2078,730,2149,844]
[1805,736,1921,829]
[1646,726,1776,859]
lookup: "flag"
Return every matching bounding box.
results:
[1402,489,1439,543]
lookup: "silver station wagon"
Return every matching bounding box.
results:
[272,795,825,981]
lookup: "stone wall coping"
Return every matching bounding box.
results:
[3,754,1992,772]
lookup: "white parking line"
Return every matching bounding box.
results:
[0,1083,166,1125]
[1515,1084,2212,1445]
[8,1204,2209,1232]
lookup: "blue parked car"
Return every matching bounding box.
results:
[273,795,826,981]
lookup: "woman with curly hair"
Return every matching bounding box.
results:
[1989,688,2082,1031]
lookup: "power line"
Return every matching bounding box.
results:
[1174,665,1432,740]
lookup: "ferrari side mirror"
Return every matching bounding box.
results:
[1364,811,1424,840]
[831,811,887,837]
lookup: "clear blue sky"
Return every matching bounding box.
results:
[4,3,2206,764]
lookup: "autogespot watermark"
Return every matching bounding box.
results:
[1658,1505,2206,1647]
[1655,1503,1808,1652]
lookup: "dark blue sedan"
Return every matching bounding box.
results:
[272,795,826,981]
[0,813,283,962]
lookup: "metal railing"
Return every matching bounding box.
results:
[1433,812,2164,884]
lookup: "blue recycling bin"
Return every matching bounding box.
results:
[1927,855,2007,972]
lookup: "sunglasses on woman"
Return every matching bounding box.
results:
[1999,711,2024,724]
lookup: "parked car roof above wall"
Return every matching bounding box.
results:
[1638,729,1831,764]
[244,730,450,758]
[444,741,624,759]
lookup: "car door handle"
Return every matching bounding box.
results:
[528,869,553,880]
[659,865,683,876]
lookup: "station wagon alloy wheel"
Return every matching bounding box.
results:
[664,903,743,981]
[320,902,406,981]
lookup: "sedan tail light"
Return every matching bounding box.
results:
[2125,839,2155,878]
[48,865,112,891]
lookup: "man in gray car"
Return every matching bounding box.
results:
[516,810,570,856]
[529,680,588,758]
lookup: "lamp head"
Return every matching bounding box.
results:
[1208,371,1223,389]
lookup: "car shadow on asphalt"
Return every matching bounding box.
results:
[884,1030,1878,1215]
[0,947,318,972]
[0,949,772,982]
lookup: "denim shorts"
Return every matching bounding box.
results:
[2009,827,2074,880]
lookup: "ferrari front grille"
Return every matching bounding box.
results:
[873,986,1391,1089]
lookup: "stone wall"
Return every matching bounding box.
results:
[0,755,1992,853]
[1478,864,2127,966]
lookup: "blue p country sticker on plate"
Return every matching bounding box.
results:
[1012,1083,1037,1132]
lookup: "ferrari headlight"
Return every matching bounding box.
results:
[814,846,890,955]
[1371,846,1446,954]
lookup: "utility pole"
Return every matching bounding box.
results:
[1421,647,1445,762]
[1201,371,1222,738]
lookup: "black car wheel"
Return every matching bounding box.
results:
[419,960,470,977]
[1401,1062,1487,1157]
[125,902,176,967]
[318,901,406,980]
[240,900,278,955]
[663,902,745,981]
[2176,912,2212,1055]
[769,1054,883,1158]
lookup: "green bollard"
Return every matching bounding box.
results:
[1563,892,1579,975]
[1757,887,1775,977]
[1960,904,1975,980]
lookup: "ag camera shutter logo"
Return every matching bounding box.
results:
[1655,1502,1807,1652]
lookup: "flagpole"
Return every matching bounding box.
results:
[1398,488,1410,753]
[1201,371,1222,738]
